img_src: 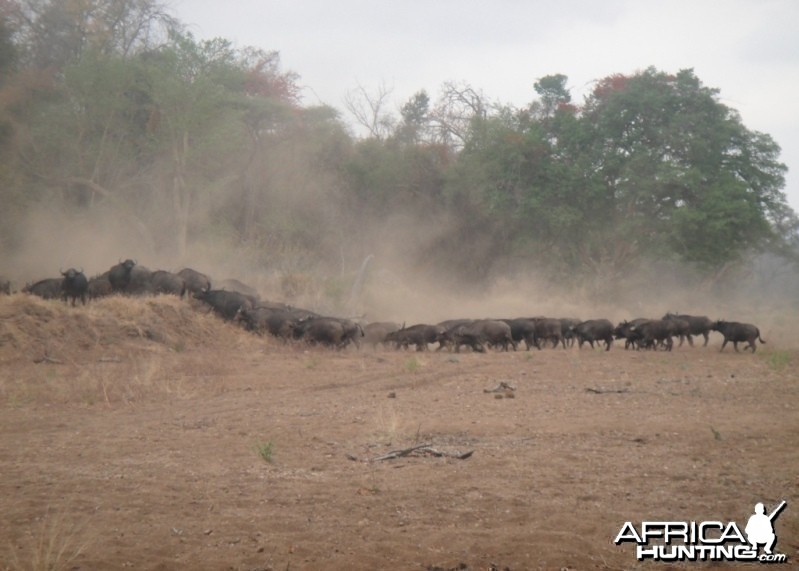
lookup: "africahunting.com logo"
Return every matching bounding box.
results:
[614,501,788,563]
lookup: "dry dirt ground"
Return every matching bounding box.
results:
[0,295,797,571]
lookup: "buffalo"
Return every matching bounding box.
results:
[662,315,692,346]
[712,320,766,353]
[235,305,278,335]
[572,319,614,351]
[295,317,364,350]
[87,273,113,300]
[449,320,515,353]
[662,313,714,347]
[630,319,675,351]
[268,309,318,340]
[60,268,88,306]
[531,318,564,349]
[614,318,651,349]
[0,277,11,294]
[149,270,187,297]
[194,288,254,321]
[23,278,63,300]
[177,268,212,296]
[216,278,259,300]
[386,323,445,351]
[436,319,476,351]
[559,318,581,348]
[108,259,136,291]
[108,259,153,295]
[502,318,537,350]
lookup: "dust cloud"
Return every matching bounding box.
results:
[2,193,798,348]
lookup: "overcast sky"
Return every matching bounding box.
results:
[174,0,799,211]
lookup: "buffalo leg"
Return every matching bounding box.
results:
[720,338,728,352]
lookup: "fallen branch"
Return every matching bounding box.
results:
[484,381,516,393]
[34,354,64,365]
[585,387,629,394]
[370,443,474,462]
[371,443,432,462]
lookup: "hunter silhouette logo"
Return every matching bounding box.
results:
[614,500,788,563]
[746,501,786,555]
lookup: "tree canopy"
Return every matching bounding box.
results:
[0,0,795,298]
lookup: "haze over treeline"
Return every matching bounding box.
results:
[1,0,798,316]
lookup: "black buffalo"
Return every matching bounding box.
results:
[177,268,212,296]
[215,278,259,300]
[386,323,445,351]
[87,273,113,300]
[436,319,476,351]
[60,268,88,306]
[269,309,318,340]
[712,320,766,353]
[449,319,515,353]
[531,318,564,349]
[502,318,537,350]
[23,278,63,300]
[0,277,11,294]
[572,319,614,351]
[236,306,311,339]
[614,318,651,349]
[662,313,714,347]
[194,289,254,321]
[630,319,675,351]
[149,270,186,297]
[108,259,152,295]
[235,306,278,335]
[559,318,581,348]
[295,317,364,350]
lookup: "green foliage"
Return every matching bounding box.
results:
[255,441,274,463]
[764,350,791,371]
[0,0,794,295]
[444,67,796,283]
[404,357,421,373]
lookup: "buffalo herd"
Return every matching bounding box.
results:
[4,260,768,353]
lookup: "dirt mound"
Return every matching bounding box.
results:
[0,294,263,365]
[0,294,272,406]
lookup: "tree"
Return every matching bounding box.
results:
[442,68,795,288]
[581,67,793,272]
[6,0,175,68]
[430,81,488,149]
[395,90,430,145]
[344,81,395,140]
[533,73,571,116]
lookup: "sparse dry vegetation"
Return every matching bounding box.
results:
[0,289,797,569]
[6,505,94,571]
[0,294,264,406]
[1,2,798,569]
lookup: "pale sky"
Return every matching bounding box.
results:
[174,0,799,211]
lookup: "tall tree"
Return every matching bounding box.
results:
[443,67,795,287]
[581,67,793,273]
[6,0,175,68]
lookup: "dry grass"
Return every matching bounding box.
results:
[5,505,95,571]
[0,294,266,406]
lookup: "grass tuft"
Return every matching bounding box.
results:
[404,357,421,373]
[6,505,94,571]
[256,441,274,463]
[764,350,791,371]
